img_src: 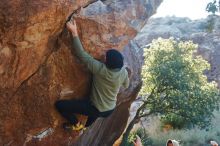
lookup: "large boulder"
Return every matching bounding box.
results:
[0,0,162,145]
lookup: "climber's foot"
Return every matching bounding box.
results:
[63,122,85,132]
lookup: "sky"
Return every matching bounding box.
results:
[152,0,216,20]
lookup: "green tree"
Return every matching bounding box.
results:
[120,38,220,146]
[206,0,220,14]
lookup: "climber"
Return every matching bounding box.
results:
[55,19,130,131]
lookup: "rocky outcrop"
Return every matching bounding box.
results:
[133,15,220,87]
[0,0,162,145]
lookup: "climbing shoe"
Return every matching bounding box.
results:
[63,122,85,131]
[72,122,85,131]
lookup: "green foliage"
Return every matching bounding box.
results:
[125,131,135,146]
[140,38,220,129]
[161,113,192,129]
[135,128,153,146]
[126,128,153,146]
[206,0,219,14]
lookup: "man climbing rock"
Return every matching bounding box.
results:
[55,19,130,131]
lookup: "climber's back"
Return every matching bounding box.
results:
[91,60,129,112]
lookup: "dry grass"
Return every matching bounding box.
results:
[145,111,220,146]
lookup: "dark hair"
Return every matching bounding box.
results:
[105,49,124,69]
[167,140,173,146]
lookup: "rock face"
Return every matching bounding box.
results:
[133,15,220,87]
[0,0,162,145]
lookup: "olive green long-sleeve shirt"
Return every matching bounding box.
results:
[71,36,129,112]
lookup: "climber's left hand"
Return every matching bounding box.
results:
[66,19,78,37]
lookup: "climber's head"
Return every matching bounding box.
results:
[105,49,124,69]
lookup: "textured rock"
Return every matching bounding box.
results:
[133,15,220,87]
[0,0,162,145]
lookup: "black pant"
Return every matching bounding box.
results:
[55,99,114,127]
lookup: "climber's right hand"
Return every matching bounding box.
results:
[66,20,78,37]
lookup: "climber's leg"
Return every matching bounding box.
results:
[55,100,81,125]
[55,99,99,125]
[99,109,114,118]
[85,116,98,127]
[85,109,115,127]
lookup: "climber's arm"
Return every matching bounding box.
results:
[123,75,129,89]
[66,20,102,74]
[123,66,132,88]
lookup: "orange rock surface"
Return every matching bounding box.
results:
[0,0,162,145]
